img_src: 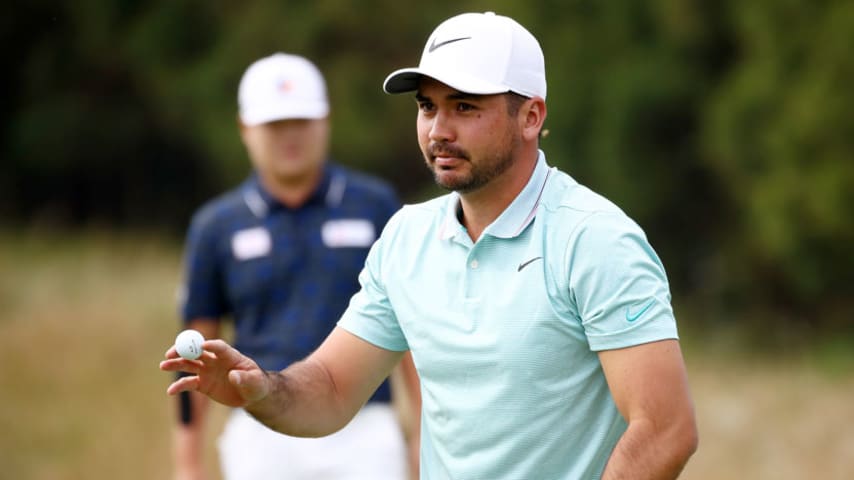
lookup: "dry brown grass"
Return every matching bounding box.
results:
[0,231,851,479]
[0,231,220,479]
[682,352,854,479]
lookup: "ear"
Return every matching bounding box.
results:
[237,114,247,134]
[520,97,547,142]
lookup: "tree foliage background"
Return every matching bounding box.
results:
[3,0,852,336]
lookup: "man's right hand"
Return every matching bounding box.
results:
[161,339,271,407]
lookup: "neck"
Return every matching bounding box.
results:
[458,148,538,242]
[259,167,324,209]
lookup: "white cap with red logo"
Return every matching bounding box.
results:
[238,53,329,126]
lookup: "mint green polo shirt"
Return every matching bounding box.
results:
[339,151,678,479]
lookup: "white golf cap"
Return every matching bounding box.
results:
[238,53,329,126]
[383,12,546,99]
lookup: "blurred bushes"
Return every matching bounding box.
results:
[2,0,852,333]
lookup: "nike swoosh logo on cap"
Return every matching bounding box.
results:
[428,36,472,53]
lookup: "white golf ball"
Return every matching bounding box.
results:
[175,329,205,360]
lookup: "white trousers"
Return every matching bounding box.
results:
[218,403,407,480]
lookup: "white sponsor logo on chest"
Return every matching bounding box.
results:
[321,219,376,248]
[231,227,272,260]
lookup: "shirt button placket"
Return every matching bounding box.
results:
[463,249,483,303]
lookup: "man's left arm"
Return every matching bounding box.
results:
[598,339,698,479]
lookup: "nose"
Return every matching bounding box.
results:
[428,110,455,143]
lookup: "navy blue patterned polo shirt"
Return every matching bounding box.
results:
[181,162,400,403]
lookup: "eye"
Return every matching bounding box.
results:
[456,102,475,112]
[417,101,435,113]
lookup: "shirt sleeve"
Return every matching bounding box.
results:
[338,215,409,352]
[569,212,679,351]
[180,208,228,322]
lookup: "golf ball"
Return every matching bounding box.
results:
[175,329,205,360]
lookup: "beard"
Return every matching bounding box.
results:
[424,134,519,194]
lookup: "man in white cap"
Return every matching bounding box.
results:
[163,13,698,479]
[172,53,418,480]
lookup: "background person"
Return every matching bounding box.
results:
[164,13,697,479]
[173,52,417,480]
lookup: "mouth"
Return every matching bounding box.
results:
[428,143,468,169]
[432,156,465,170]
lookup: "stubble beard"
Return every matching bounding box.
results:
[425,134,520,194]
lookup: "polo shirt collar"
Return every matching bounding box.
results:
[439,150,551,241]
[242,163,345,218]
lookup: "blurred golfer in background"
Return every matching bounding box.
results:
[173,53,418,480]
